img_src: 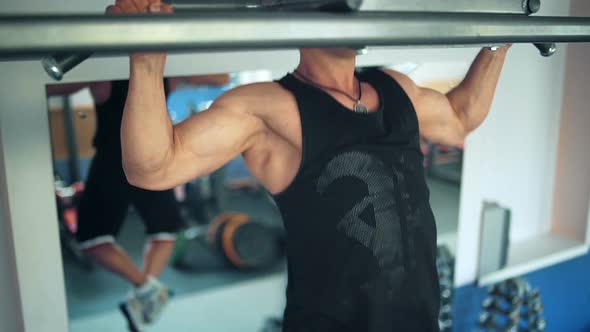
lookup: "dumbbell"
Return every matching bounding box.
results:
[440,287,454,305]
[261,317,283,332]
[526,288,541,300]
[172,212,284,269]
[440,303,453,315]
[437,265,454,279]
[489,284,525,305]
[479,312,520,332]
[438,318,452,332]
[529,318,547,331]
[517,316,546,332]
[524,289,543,310]
[525,299,544,313]
[436,245,454,262]
[482,297,522,320]
[41,0,363,81]
[438,303,453,330]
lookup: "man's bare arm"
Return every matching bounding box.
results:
[122,75,267,191]
[110,0,266,190]
[387,46,510,146]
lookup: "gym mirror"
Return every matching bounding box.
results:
[46,70,287,331]
[46,63,467,332]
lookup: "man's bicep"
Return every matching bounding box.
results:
[176,104,264,161]
[384,70,464,145]
[153,103,265,189]
[415,88,465,146]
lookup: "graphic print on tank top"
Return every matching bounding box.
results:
[317,151,405,296]
[312,147,440,331]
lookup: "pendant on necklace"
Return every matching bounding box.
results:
[354,101,369,114]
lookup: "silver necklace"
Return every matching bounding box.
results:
[294,70,369,114]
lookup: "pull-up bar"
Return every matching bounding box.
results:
[0,11,588,77]
[166,0,363,11]
[0,12,586,55]
[2,12,585,57]
[38,0,365,80]
[166,0,539,14]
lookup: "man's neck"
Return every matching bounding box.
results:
[295,48,357,93]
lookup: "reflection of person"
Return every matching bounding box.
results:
[46,74,229,331]
[114,1,510,331]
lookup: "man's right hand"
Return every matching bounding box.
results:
[106,0,174,74]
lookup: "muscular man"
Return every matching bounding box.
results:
[113,1,510,331]
[47,74,228,331]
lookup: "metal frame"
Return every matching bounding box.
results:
[168,0,535,14]
[168,0,364,12]
[362,0,537,14]
[0,12,589,59]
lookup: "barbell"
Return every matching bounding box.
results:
[171,212,284,270]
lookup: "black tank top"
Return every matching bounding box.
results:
[274,69,440,332]
[93,80,169,159]
[93,80,127,157]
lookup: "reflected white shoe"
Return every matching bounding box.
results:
[119,296,146,332]
[135,276,170,324]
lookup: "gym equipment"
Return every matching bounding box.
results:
[0,0,577,79]
[364,0,538,15]
[477,278,547,332]
[260,317,283,332]
[436,245,455,332]
[40,0,363,81]
[181,165,230,223]
[54,177,93,270]
[424,142,463,184]
[28,12,589,79]
[172,212,284,269]
[169,0,363,11]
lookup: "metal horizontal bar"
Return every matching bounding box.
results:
[168,0,363,11]
[0,12,589,60]
[168,0,531,14]
[363,0,533,14]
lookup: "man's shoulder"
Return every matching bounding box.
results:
[215,81,296,114]
[228,81,291,97]
[379,68,419,97]
[380,68,407,83]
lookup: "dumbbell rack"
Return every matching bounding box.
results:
[437,245,455,332]
[477,278,546,332]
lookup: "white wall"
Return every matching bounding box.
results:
[454,0,571,286]
[0,175,23,332]
[0,61,70,332]
[550,0,590,242]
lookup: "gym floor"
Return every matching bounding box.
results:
[63,176,460,331]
